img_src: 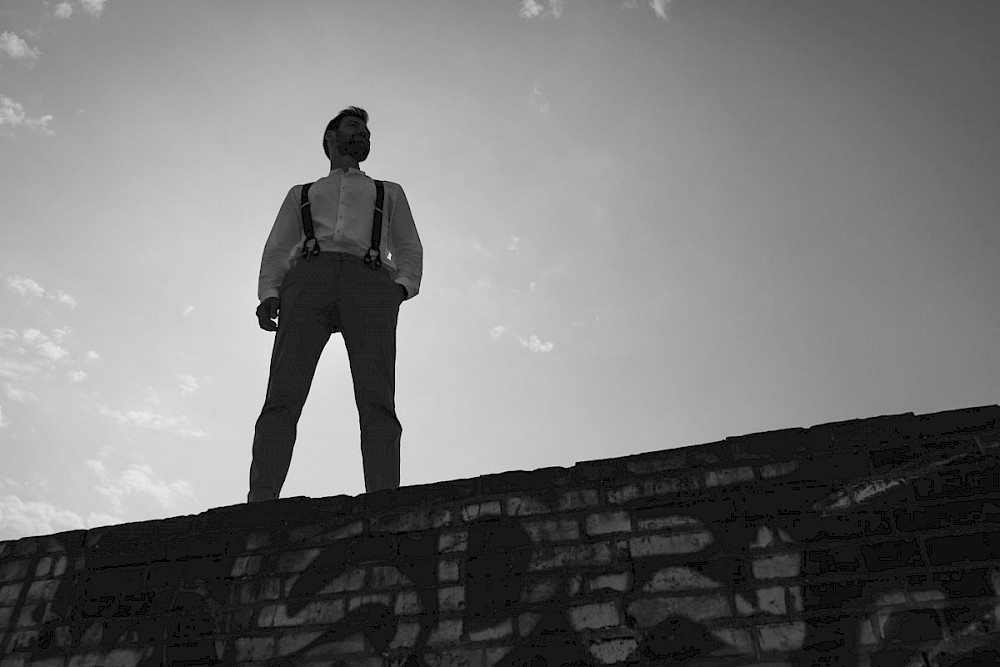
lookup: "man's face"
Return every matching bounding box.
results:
[330,116,370,162]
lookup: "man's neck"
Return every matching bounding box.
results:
[329,156,361,172]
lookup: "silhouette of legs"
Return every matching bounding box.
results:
[248,252,401,502]
[338,261,402,493]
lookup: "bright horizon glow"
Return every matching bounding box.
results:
[1,0,998,540]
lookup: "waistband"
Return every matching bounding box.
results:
[294,251,390,273]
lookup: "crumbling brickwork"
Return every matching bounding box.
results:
[1,405,998,666]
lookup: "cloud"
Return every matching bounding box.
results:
[86,460,194,514]
[0,326,95,379]
[18,328,70,363]
[623,0,671,20]
[5,275,45,298]
[4,275,78,307]
[96,404,205,437]
[79,0,108,17]
[527,84,550,115]
[0,97,54,137]
[0,358,41,379]
[4,384,38,402]
[650,0,670,20]
[0,404,8,428]
[522,0,634,19]
[54,2,73,19]
[0,495,90,540]
[182,305,195,316]
[0,32,40,61]
[37,340,70,362]
[0,486,129,540]
[519,0,544,18]
[489,325,556,353]
[519,0,568,19]
[84,350,100,363]
[177,374,198,395]
[55,292,78,308]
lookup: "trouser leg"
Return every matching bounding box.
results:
[339,260,402,493]
[248,262,333,502]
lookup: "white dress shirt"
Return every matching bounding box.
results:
[258,167,423,303]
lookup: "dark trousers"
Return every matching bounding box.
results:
[248,251,402,502]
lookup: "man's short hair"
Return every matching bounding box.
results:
[323,106,369,158]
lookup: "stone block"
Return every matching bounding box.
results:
[587,637,638,663]
[527,542,612,571]
[589,572,630,593]
[426,618,463,645]
[756,621,808,652]
[0,560,28,584]
[628,531,714,557]
[585,511,632,536]
[467,618,512,642]
[705,466,755,487]
[926,530,1000,565]
[521,518,579,542]
[753,553,802,579]
[438,559,460,582]
[567,601,620,630]
[461,501,502,522]
[438,585,465,612]
[235,636,274,661]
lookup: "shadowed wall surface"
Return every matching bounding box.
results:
[1,405,998,666]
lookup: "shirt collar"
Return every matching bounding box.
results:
[330,166,366,176]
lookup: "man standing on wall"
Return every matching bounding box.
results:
[248,106,423,503]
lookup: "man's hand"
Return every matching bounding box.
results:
[256,297,280,331]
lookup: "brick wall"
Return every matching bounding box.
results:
[1,405,998,666]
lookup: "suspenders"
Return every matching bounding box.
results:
[299,178,386,270]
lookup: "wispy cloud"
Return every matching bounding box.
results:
[519,0,567,19]
[0,495,92,540]
[0,404,8,429]
[527,83,550,115]
[0,32,40,61]
[520,0,666,20]
[4,384,38,402]
[650,0,670,20]
[622,0,671,20]
[19,329,70,363]
[177,374,199,395]
[86,460,194,514]
[54,2,74,19]
[519,0,544,18]
[490,325,556,353]
[0,358,41,380]
[4,275,77,307]
[5,275,45,298]
[0,474,129,539]
[182,305,195,316]
[96,404,206,438]
[0,97,54,137]
[0,325,94,382]
[79,0,108,18]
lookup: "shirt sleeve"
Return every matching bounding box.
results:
[258,185,302,302]
[388,183,423,300]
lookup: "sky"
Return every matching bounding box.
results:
[1,0,998,541]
